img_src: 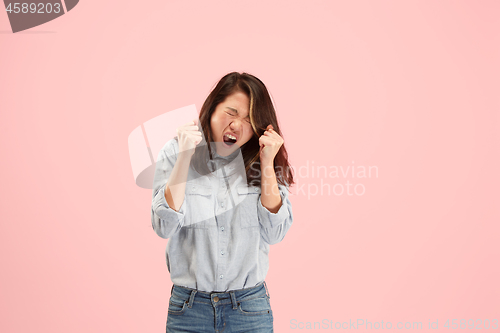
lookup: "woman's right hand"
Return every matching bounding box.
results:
[177,119,203,157]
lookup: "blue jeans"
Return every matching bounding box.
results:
[166,281,274,333]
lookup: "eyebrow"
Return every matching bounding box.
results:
[226,107,249,118]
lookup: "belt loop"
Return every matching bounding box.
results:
[187,289,197,308]
[230,291,238,310]
[263,281,270,298]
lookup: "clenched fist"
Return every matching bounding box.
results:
[177,119,203,157]
[259,124,284,165]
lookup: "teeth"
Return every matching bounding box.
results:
[225,133,236,140]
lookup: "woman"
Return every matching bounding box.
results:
[151,72,294,332]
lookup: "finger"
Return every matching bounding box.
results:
[263,130,280,139]
[184,124,200,129]
[184,133,202,140]
[262,131,282,144]
[266,133,283,145]
[265,126,279,137]
[177,129,202,139]
[188,134,202,144]
[184,119,199,126]
[187,133,202,141]
[264,127,283,140]
[259,139,267,149]
[181,125,201,132]
[267,127,280,136]
[259,136,275,146]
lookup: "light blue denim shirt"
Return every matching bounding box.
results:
[151,138,293,292]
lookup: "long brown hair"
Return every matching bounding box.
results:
[191,72,294,188]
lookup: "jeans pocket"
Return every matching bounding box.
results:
[237,185,261,228]
[237,295,272,315]
[168,294,188,315]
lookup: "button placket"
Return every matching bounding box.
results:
[217,179,227,210]
[217,186,228,291]
[215,161,232,291]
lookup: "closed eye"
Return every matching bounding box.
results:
[225,110,250,124]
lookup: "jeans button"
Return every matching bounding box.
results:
[214,296,219,303]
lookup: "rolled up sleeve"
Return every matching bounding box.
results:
[258,184,293,245]
[151,140,186,239]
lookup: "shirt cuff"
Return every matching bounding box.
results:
[153,183,186,219]
[257,188,290,228]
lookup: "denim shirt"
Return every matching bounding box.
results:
[151,138,293,292]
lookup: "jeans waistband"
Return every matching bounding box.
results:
[170,281,269,310]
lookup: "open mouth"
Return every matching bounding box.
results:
[223,133,237,146]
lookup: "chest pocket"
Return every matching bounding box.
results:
[236,185,261,228]
[184,183,214,229]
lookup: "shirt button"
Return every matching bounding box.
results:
[221,202,224,207]
[192,186,196,190]
[219,274,223,279]
[220,250,224,255]
[254,187,259,192]
[220,227,224,231]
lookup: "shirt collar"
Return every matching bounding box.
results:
[212,147,241,161]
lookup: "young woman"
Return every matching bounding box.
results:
[151,72,294,333]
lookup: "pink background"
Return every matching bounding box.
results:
[1,1,499,332]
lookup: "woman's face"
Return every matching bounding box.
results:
[210,91,254,156]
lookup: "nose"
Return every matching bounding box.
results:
[229,118,242,131]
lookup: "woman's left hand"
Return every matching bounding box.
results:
[259,124,284,165]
